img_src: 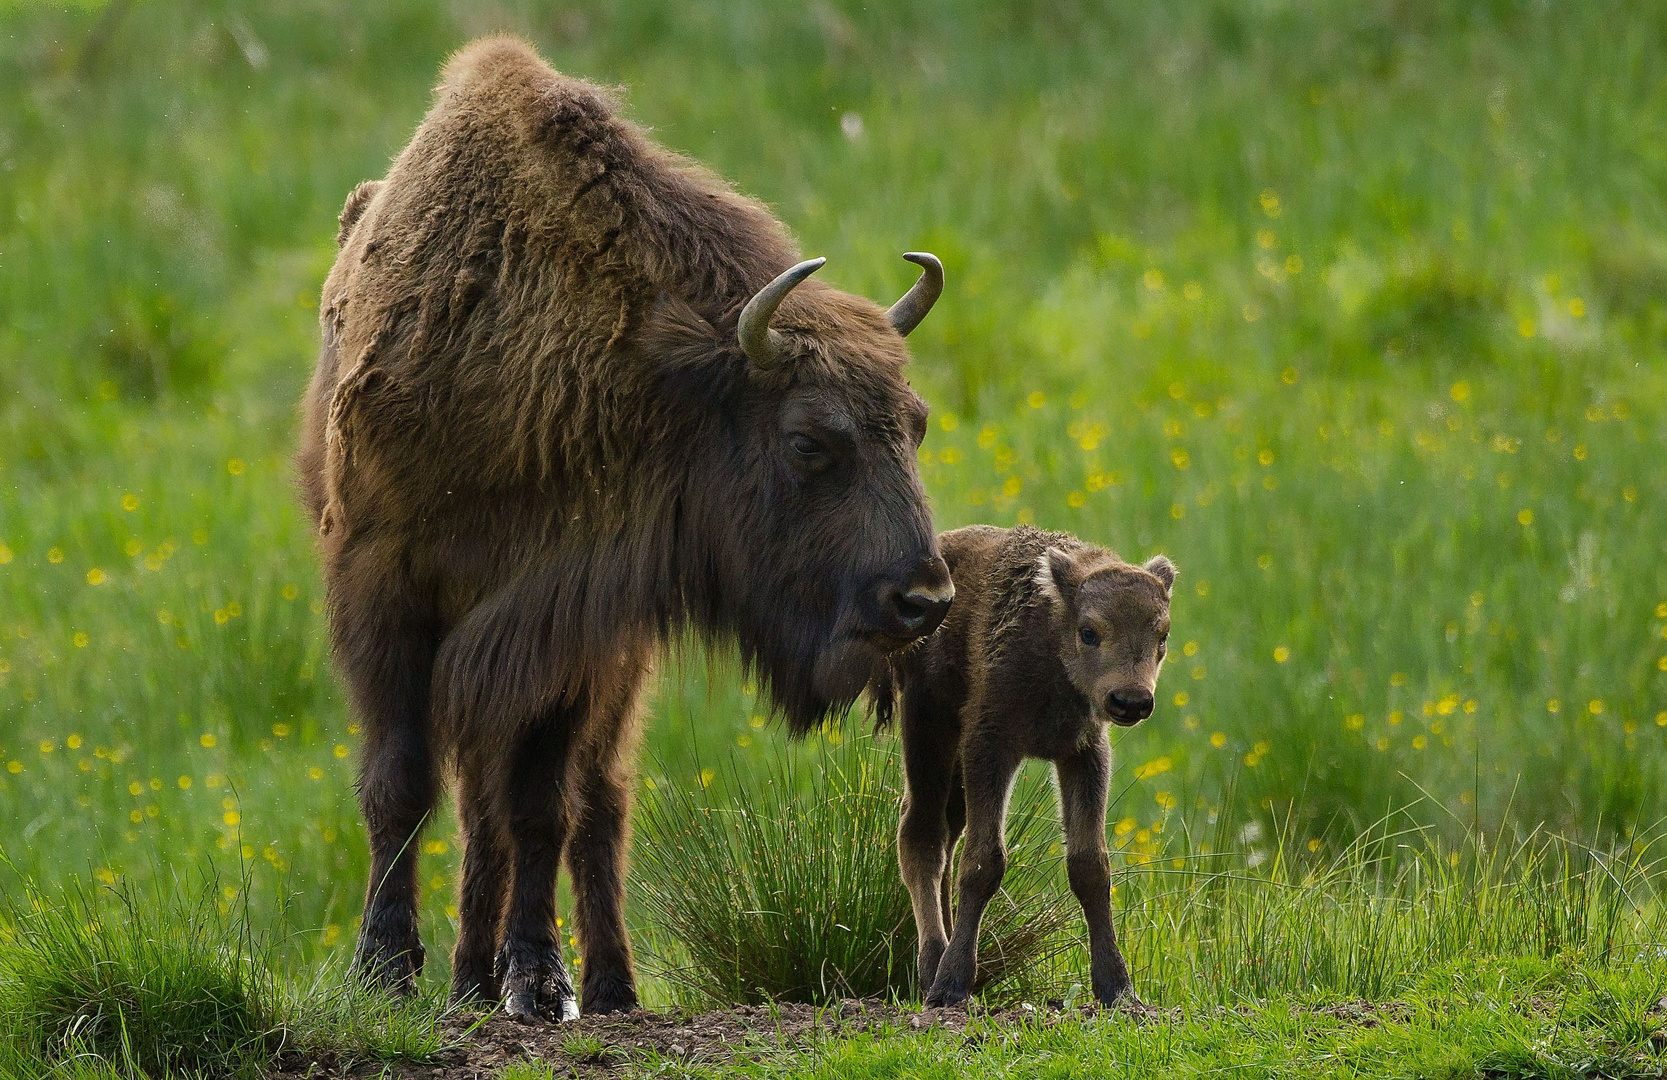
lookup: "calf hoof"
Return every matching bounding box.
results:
[924,972,972,1008]
[581,971,639,1015]
[498,941,578,1023]
[352,918,424,996]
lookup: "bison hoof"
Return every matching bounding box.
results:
[448,967,500,1011]
[582,972,639,1015]
[498,942,578,1023]
[352,921,424,996]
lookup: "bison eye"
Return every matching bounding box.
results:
[786,431,833,474]
[1079,626,1100,648]
[788,432,827,458]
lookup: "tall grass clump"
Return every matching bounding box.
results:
[0,868,277,1078]
[632,734,1077,1006]
[0,864,455,1078]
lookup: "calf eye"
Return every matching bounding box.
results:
[1079,626,1100,648]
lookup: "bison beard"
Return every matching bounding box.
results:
[296,37,953,1019]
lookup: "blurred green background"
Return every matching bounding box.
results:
[2,0,1665,986]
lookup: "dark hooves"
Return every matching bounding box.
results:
[448,973,501,1011]
[352,929,425,996]
[924,977,971,1009]
[499,942,579,1023]
[582,973,640,1016]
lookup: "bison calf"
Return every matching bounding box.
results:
[873,524,1175,1007]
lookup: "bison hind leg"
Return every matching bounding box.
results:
[333,565,443,996]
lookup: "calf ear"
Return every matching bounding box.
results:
[1035,547,1082,608]
[1144,555,1177,594]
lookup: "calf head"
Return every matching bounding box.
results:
[1037,547,1176,726]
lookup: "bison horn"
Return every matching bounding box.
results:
[887,252,943,337]
[738,257,826,369]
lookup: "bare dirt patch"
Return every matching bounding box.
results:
[271,997,1175,1079]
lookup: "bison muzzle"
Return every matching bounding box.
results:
[297,37,952,1020]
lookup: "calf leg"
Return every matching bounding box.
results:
[1057,733,1134,1005]
[567,661,649,1015]
[497,716,580,1023]
[896,685,961,995]
[925,742,1021,1007]
[334,575,440,995]
[449,764,506,1006]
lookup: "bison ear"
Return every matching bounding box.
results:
[642,290,718,350]
[1035,547,1081,609]
[1143,555,1177,595]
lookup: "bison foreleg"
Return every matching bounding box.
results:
[499,716,579,1022]
[449,766,507,1007]
[568,766,638,1014]
[566,670,648,1015]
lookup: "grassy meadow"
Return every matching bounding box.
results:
[3,0,1667,1074]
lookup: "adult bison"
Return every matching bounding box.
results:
[297,37,953,1021]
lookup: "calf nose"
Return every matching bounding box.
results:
[1106,690,1154,723]
[877,556,954,641]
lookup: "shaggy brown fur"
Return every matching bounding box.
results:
[872,525,1175,1007]
[298,37,953,1020]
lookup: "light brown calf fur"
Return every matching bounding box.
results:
[298,38,955,1021]
[872,525,1175,1007]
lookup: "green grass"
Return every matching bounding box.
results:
[640,732,1667,1012]
[666,955,1667,1080]
[0,869,452,1078]
[0,872,275,1077]
[3,0,1667,1072]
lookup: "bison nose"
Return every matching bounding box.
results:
[1106,690,1154,725]
[877,557,954,641]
